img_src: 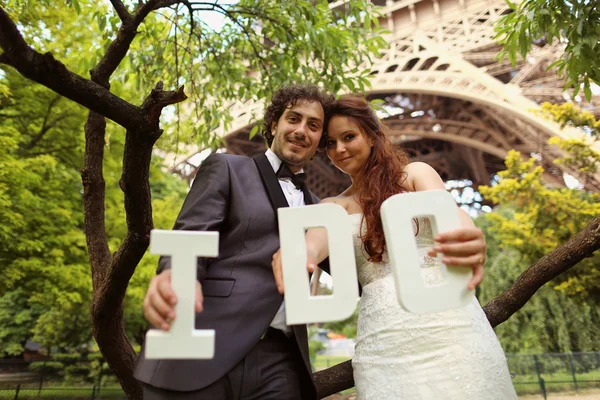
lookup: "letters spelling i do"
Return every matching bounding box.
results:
[145,190,473,359]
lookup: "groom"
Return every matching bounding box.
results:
[134,84,334,399]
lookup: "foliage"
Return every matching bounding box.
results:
[0,103,91,354]
[0,289,45,356]
[0,65,187,355]
[29,351,111,384]
[480,150,600,296]
[322,305,359,339]
[2,0,387,150]
[309,339,325,361]
[495,0,600,100]
[548,136,600,177]
[538,102,600,138]
[476,150,600,353]
[1,0,385,359]
[535,102,600,179]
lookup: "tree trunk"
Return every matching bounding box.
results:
[92,301,141,399]
[89,84,185,399]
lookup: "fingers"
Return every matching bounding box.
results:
[195,281,204,313]
[272,250,285,294]
[428,240,484,258]
[144,302,171,331]
[440,253,484,267]
[434,227,483,243]
[143,270,176,331]
[157,274,177,307]
[438,253,485,291]
[430,227,486,290]
[272,248,317,294]
[468,263,485,291]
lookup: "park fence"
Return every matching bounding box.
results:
[508,352,600,399]
[1,352,600,399]
[0,358,124,399]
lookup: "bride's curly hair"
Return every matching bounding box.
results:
[330,95,411,262]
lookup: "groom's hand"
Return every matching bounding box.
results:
[272,248,317,294]
[143,269,204,331]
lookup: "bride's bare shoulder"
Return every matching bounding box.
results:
[403,162,445,192]
[319,196,354,213]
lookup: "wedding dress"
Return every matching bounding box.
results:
[350,214,517,400]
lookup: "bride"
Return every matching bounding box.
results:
[272,95,516,399]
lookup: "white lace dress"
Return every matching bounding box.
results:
[351,214,517,400]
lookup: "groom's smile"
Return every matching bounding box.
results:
[270,100,324,172]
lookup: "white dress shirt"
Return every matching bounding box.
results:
[265,149,305,334]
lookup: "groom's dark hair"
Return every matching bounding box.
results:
[262,84,335,147]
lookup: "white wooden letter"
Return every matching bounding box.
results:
[145,230,219,359]
[279,203,358,324]
[381,190,473,314]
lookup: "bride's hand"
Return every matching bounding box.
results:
[272,248,317,294]
[427,227,486,291]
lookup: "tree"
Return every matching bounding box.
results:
[495,0,600,99]
[0,63,188,356]
[0,1,386,398]
[2,0,600,398]
[476,154,600,354]
[539,102,600,181]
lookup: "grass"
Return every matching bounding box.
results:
[0,386,125,399]
[312,355,351,371]
[314,355,600,397]
[3,358,600,398]
[512,371,600,396]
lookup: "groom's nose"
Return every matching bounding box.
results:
[293,126,307,139]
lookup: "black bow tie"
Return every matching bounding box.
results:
[276,164,307,190]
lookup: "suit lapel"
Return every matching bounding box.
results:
[254,153,290,215]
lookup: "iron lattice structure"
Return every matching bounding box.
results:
[170,0,600,200]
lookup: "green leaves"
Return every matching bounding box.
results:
[495,0,600,101]
[121,0,387,150]
[476,145,600,353]
[0,0,389,355]
[0,60,188,352]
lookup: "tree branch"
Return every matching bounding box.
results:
[313,215,600,398]
[96,81,187,340]
[314,360,354,399]
[483,214,600,327]
[110,0,131,22]
[140,81,188,124]
[0,7,147,130]
[22,94,63,151]
[92,0,160,85]
[89,82,185,400]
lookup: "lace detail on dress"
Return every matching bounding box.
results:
[351,214,443,287]
[348,213,516,400]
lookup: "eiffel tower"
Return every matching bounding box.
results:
[170,0,600,201]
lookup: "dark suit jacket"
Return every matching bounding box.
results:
[134,152,322,396]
